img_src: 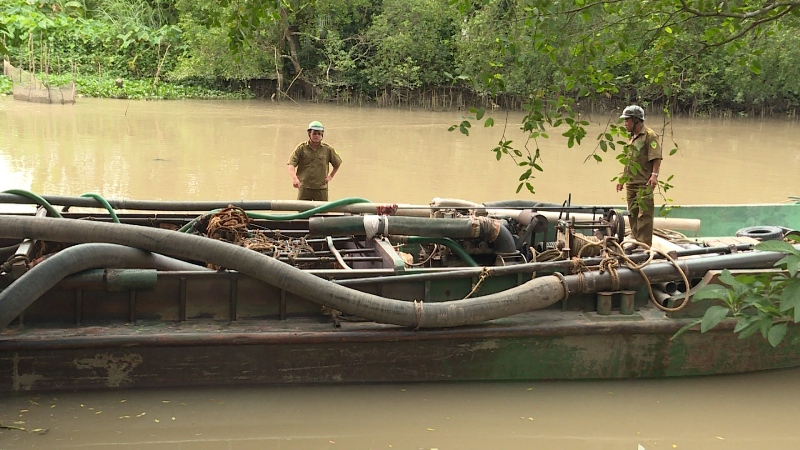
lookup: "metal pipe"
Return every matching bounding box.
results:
[0,216,795,330]
[334,244,757,285]
[0,216,558,329]
[653,289,672,306]
[564,249,795,295]
[309,215,518,254]
[395,236,479,267]
[0,243,211,327]
[654,281,678,295]
[0,194,433,217]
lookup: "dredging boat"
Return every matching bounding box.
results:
[1,191,799,392]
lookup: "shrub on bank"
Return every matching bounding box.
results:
[0,74,251,100]
[0,76,11,96]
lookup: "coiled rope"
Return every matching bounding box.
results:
[602,239,692,312]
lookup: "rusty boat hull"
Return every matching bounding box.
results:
[1,194,799,392]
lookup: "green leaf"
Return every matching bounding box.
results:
[767,322,788,347]
[737,320,762,339]
[755,240,795,254]
[718,269,740,288]
[671,318,701,340]
[700,306,730,332]
[782,255,800,277]
[459,120,471,136]
[733,315,758,333]
[780,280,800,321]
[484,117,494,127]
[691,284,728,301]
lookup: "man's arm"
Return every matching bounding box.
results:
[326,145,342,183]
[648,158,662,188]
[287,164,300,188]
[326,164,340,183]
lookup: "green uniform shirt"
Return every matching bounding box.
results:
[623,126,662,185]
[287,142,342,189]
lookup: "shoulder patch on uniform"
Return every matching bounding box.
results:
[650,141,658,149]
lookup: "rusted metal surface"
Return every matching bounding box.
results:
[2,310,798,392]
[2,204,798,392]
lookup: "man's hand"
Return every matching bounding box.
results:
[292,177,300,188]
[647,174,658,189]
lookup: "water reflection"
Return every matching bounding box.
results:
[3,368,800,449]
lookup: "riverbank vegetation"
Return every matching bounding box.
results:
[1,0,799,113]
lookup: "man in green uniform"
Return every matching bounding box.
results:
[287,121,343,201]
[615,105,662,247]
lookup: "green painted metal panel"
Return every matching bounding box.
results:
[657,203,800,237]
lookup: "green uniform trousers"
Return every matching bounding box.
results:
[298,187,329,201]
[626,185,655,246]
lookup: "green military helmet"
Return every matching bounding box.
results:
[308,121,325,131]
[620,105,645,121]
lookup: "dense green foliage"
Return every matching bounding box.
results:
[2,0,798,186]
[3,0,798,193]
[0,0,243,98]
[674,236,800,347]
[3,0,797,109]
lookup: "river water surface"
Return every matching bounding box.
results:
[1,97,799,449]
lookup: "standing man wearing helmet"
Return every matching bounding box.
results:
[287,120,343,201]
[615,105,662,247]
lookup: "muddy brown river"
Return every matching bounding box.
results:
[1,97,799,449]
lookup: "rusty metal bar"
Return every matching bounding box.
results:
[326,236,352,270]
[276,256,383,263]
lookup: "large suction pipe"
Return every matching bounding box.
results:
[0,216,792,331]
[309,215,518,254]
[0,216,555,330]
[0,243,212,328]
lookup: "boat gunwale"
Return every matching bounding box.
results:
[0,308,727,351]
